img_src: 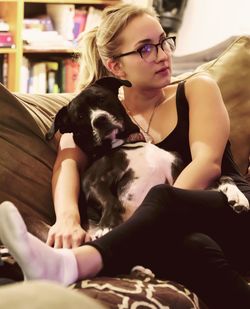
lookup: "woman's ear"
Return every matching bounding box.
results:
[106,58,126,78]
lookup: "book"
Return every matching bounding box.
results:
[46,61,60,93]
[0,32,15,48]
[24,15,54,32]
[0,54,3,84]
[30,62,47,94]
[2,54,8,86]
[73,8,88,40]
[20,57,30,93]
[0,19,10,32]
[63,58,79,93]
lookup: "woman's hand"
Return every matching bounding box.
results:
[46,218,92,248]
[49,133,90,248]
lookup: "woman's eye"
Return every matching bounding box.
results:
[140,44,153,55]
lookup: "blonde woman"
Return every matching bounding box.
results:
[1,4,250,309]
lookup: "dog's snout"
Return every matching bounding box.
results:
[93,115,108,129]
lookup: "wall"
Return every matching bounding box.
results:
[175,0,250,55]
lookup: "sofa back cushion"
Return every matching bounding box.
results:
[0,83,73,240]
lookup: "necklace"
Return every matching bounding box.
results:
[123,100,159,143]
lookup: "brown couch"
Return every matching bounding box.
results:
[0,36,249,308]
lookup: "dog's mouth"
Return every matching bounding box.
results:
[104,128,119,140]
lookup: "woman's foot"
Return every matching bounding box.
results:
[0,201,78,285]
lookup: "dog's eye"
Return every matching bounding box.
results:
[79,114,84,119]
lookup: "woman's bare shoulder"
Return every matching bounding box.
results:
[185,74,219,92]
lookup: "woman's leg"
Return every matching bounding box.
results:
[0,201,102,285]
[176,232,250,309]
[89,184,250,274]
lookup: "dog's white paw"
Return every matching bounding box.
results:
[131,265,155,279]
[218,183,249,213]
[92,227,112,240]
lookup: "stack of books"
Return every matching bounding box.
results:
[21,57,79,94]
[23,15,74,51]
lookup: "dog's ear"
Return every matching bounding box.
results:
[45,106,73,140]
[95,77,132,95]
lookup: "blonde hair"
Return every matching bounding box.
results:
[76,3,158,91]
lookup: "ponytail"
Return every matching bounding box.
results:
[76,27,109,91]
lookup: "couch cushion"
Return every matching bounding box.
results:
[173,35,250,175]
[0,82,73,240]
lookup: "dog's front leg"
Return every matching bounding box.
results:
[83,176,124,229]
[216,176,249,213]
[96,186,124,228]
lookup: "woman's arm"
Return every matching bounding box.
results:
[46,133,91,248]
[173,75,230,190]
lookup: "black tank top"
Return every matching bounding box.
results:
[156,81,250,197]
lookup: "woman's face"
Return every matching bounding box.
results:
[116,13,173,90]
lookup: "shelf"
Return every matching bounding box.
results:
[0,48,16,53]
[24,0,120,4]
[23,47,78,54]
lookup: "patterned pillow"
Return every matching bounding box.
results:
[73,270,201,309]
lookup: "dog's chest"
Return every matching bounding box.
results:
[120,143,175,219]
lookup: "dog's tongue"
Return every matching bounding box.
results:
[126,132,146,143]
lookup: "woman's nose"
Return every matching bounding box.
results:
[155,46,170,62]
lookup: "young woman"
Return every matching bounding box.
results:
[0,4,250,309]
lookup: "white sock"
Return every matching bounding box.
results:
[0,201,78,286]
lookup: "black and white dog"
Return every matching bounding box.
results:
[46,77,249,238]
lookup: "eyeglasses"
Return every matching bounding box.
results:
[113,36,176,63]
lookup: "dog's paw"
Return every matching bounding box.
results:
[131,265,155,280]
[218,183,249,213]
[92,227,112,240]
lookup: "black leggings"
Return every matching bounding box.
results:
[89,185,250,309]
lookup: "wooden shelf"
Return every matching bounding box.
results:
[24,0,119,4]
[0,48,16,54]
[23,48,77,53]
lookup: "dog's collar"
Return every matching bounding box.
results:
[111,132,146,149]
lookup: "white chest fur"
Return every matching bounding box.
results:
[119,143,176,221]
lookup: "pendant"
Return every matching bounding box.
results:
[141,131,154,143]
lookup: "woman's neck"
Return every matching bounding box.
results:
[123,87,166,115]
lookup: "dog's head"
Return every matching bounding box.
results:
[46,77,141,157]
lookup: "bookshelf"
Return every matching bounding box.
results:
[0,0,120,92]
[0,0,23,91]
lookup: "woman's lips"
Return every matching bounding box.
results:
[155,67,170,75]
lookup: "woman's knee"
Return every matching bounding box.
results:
[143,184,174,205]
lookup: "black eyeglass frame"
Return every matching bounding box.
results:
[113,36,176,61]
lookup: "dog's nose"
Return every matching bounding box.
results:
[93,115,108,129]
